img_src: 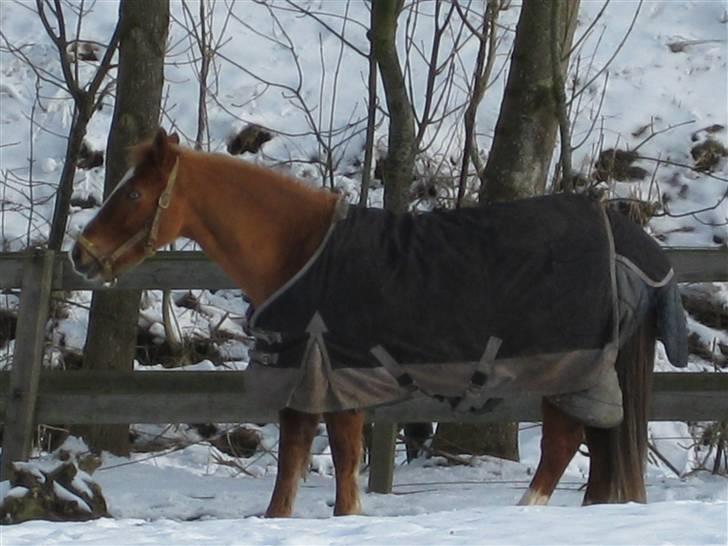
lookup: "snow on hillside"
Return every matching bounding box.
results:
[1,1,726,249]
[0,1,727,544]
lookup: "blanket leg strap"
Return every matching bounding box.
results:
[370,345,420,395]
[452,337,503,413]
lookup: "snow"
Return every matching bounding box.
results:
[1,0,727,544]
[3,486,29,500]
[52,482,92,514]
[4,502,727,546]
[1,430,726,545]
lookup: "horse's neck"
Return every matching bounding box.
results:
[178,152,337,306]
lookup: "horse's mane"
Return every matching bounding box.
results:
[127,139,182,167]
[127,138,333,202]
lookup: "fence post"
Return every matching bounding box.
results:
[0,249,55,480]
[367,421,397,494]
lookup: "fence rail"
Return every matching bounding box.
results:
[1,247,727,487]
[0,370,725,424]
[1,247,727,290]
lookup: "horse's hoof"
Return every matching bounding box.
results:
[333,500,362,516]
[264,508,292,518]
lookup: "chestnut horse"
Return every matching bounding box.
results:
[72,128,658,516]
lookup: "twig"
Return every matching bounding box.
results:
[648,440,682,478]
[632,119,696,153]
[565,0,610,60]
[359,33,378,207]
[397,433,474,466]
[455,0,498,207]
[281,0,368,58]
[567,0,643,107]
[551,0,574,192]
[637,155,728,184]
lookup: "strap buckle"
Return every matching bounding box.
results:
[452,337,503,413]
[249,348,279,367]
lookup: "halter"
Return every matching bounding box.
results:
[77,157,180,281]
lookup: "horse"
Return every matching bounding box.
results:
[71,128,687,517]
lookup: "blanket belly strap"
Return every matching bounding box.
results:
[248,328,283,345]
[452,336,503,413]
[370,345,420,394]
[247,328,309,368]
[372,337,506,414]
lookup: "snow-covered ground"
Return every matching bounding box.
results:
[1,0,727,544]
[1,427,727,546]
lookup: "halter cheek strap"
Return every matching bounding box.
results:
[77,157,180,281]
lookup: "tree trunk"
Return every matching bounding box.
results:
[369,1,431,460]
[431,422,519,461]
[435,0,580,461]
[47,105,92,250]
[78,0,169,456]
[479,0,580,202]
[370,0,416,213]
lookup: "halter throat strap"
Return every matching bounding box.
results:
[77,157,180,280]
[146,157,180,254]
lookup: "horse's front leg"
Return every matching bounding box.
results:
[265,408,319,518]
[324,409,364,516]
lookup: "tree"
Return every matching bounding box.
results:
[480,0,580,202]
[434,0,581,461]
[30,0,121,251]
[371,0,459,462]
[369,0,416,213]
[79,0,169,456]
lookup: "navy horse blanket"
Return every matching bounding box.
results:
[245,194,687,425]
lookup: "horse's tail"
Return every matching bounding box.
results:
[585,314,656,503]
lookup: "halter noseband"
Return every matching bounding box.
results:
[77,157,180,281]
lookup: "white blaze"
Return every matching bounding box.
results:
[99,166,136,208]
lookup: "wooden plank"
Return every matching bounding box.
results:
[0,251,236,291]
[0,247,726,290]
[668,247,728,283]
[0,250,55,480]
[17,370,279,424]
[0,371,725,424]
[367,422,397,494]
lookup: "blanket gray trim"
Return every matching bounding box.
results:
[249,198,349,326]
[616,254,675,288]
[246,344,616,415]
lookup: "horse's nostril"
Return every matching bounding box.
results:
[70,243,91,275]
[71,243,81,264]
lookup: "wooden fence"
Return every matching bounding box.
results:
[1,248,727,491]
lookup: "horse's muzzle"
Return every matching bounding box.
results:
[70,241,102,280]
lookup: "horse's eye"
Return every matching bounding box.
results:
[128,190,141,200]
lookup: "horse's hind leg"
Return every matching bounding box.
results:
[324,409,364,516]
[519,399,584,506]
[583,426,619,504]
[265,408,319,517]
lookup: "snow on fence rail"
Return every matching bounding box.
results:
[1,248,727,488]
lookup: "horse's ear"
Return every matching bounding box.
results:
[152,128,170,165]
[169,132,180,145]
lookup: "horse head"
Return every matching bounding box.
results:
[71,128,184,283]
